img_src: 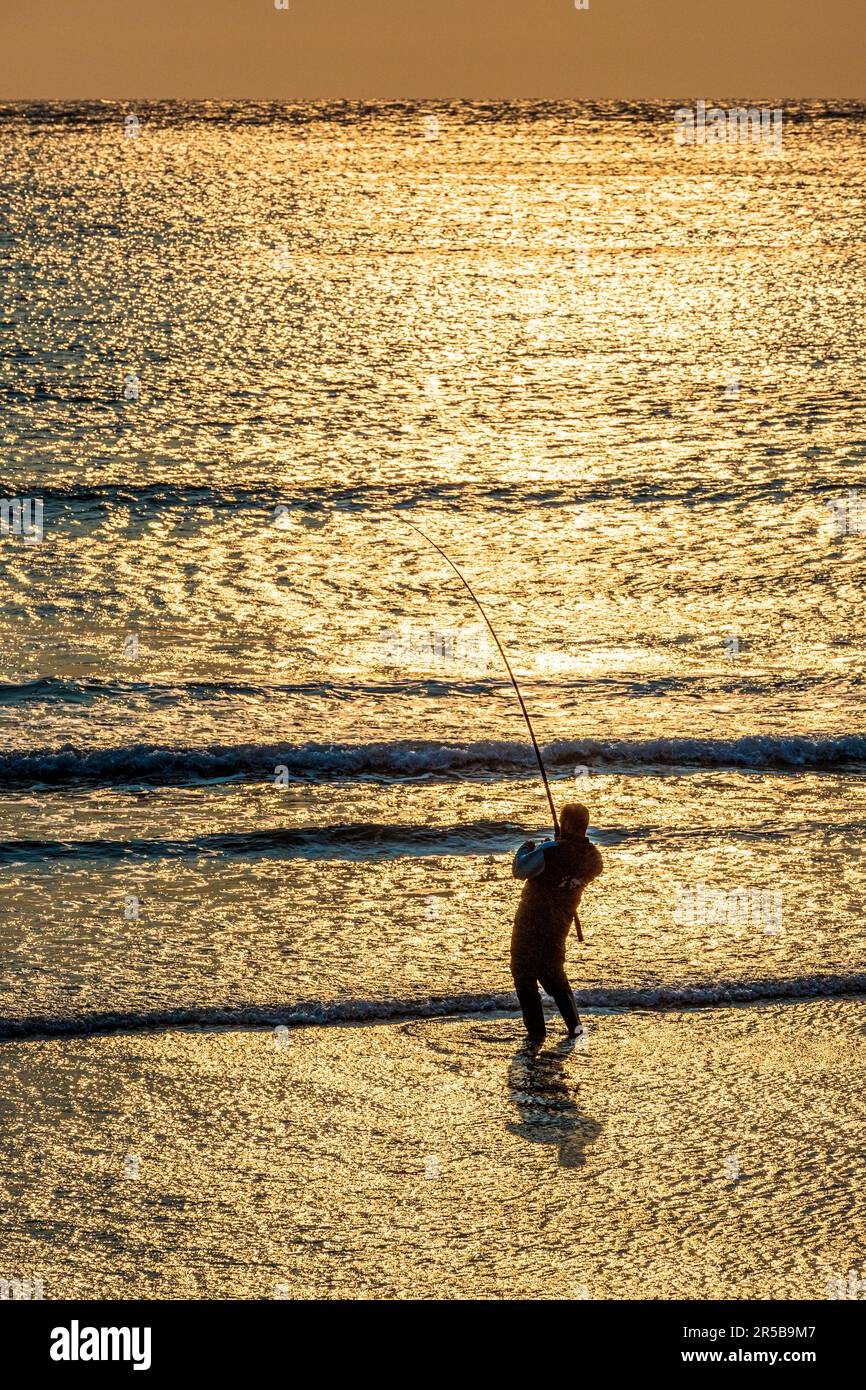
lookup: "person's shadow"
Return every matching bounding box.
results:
[506,1044,602,1168]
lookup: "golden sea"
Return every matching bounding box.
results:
[1,100,864,1298]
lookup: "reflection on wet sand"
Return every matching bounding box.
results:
[507,1043,602,1168]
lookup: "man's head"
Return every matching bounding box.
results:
[559,802,589,840]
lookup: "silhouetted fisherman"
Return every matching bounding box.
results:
[511,802,603,1045]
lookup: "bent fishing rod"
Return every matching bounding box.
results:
[397,517,560,842]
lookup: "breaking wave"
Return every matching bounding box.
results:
[1,973,863,1041]
[0,670,856,707]
[0,819,527,864]
[1,733,865,788]
[9,474,846,514]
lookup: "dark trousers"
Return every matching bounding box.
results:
[511,961,579,1039]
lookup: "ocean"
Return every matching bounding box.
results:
[1,100,865,1298]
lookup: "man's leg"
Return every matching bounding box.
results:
[539,965,580,1036]
[511,965,546,1040]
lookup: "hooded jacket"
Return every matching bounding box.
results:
[511,833,603,968]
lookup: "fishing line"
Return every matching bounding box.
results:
[396,517,560,841]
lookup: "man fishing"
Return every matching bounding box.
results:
[511,802,603,1046]
[395,524,602,1046]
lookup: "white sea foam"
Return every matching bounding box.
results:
[1,733,863,787]
[2,973,863,1041]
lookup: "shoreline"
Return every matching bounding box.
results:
[1,974,865,1043]
[1,996,863,1299]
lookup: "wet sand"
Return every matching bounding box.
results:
[1,996,864,1300]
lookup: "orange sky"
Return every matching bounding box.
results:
[0,0,863,98]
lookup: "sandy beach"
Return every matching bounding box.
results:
[1,995,863,1301]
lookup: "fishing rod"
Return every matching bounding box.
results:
[397,518,560,842]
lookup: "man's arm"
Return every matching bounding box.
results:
[512,839,553,881]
